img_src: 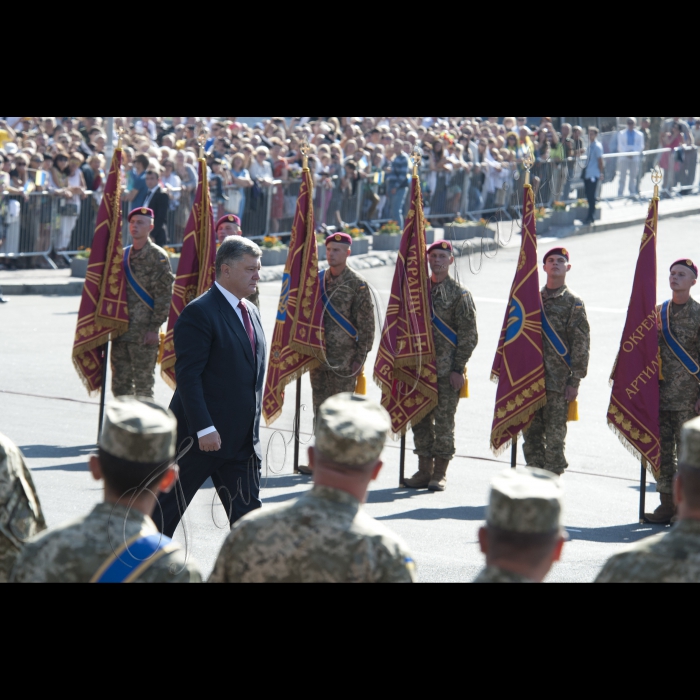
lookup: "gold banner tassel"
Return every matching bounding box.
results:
[355,367,367,396]
[157,331,166,365]
[567,400,579,422]
[460,368,470,399]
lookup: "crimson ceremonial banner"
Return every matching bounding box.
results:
[72,147,128,394]
[263,166,325,426]
[607,198,661,474]
[160,158,216,389]
[490,184,546,454]
[374,177,438,437]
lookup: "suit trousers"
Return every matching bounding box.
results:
[584,178,599,223]
[154,444,262,538]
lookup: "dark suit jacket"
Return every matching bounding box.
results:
[170,284,267,462]
[147,188,169,246]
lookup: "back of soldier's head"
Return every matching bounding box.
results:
[314,393,391,473]
[485,468,564,566]
[98,397,177,497]
[678,418,700,511]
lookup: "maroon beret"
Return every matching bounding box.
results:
[128,207,154,222]
[543,247,570,264]
[216,214,241,231]
[326,233,353,246]
[427,240,453,254]
[671,259,699,278]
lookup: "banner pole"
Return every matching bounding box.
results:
[97,342,109,443]
[639,461,647,524]
[511,437,518,470]
[400,435,406,487]
[293,377,302,474]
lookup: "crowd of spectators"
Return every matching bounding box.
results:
[1,117,699,269]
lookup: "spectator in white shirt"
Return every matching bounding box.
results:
[616,118,645,197]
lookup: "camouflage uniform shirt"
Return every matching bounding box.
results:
[595,520,700,583]
[11,502,202,584]
[541,285,590,393]
[0,433,46,583]
[658,297,700,412]
[473,566,535,584]
[119,238,174,343]
[432,275,478,378]
[321,266,375,374]
[209,486,417,584]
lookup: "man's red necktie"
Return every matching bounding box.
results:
[238,301,256,357]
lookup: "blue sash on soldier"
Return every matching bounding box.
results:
[660,300,700,378]
[319,269,358,341]
[541,302,571,367]
[123,246,155,310]
[432,312,458,347]
[91,532,177,584]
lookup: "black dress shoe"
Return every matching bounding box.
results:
[0,297,8,304]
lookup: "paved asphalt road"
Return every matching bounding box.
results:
[2,214,698,583]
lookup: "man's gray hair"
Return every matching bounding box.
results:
[216,237,262,276]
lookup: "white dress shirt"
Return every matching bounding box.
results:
[197,282,249,439]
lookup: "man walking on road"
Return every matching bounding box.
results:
[405,240,478,493]
[522,248,590,477]
[646,259,700,524]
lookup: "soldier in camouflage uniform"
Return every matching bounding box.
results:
[474,467,566,584]
[299,233,375,475]
[646,259,700,524]
[406,240,478,492]
[210,393,416,584]
[0,433,46,582]
[597,415,700,583]
[522,248,590,476]
[216,215,260,308]
[11,397,202,584]
[111,208,174,399]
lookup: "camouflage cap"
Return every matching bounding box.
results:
[99,397,177,465]
[315,393,391,468]
[487,468,563,534]
[680,416,700,469]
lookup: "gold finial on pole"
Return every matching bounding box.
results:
[652,167,662,200]
[197,133,208,160]
[116,126,124,150]
[411,147,422,178]
[300,139,310,171]
[522,147,534,186]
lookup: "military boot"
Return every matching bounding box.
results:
[296,465,313,476]
[644,493,676,525]
[429,458,450,492]
[403,457,433,489]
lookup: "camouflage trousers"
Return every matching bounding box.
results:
[413,377,461,460]
[658,410,696,495]
[522,391,569,475]
[310,367,357,415]
[111,340,159,399]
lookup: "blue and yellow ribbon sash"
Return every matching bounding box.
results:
[432,312,458,347]
[541,302,571,367]
[319,269,358,341]
[123,246,155,310]
[91,532,177,584]
[660,300,700,378]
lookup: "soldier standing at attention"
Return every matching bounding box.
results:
[645,259,700,524]
[298,233,375,476]
[209,393,416,584]
[597,416,700,583]
[405,240,478,492]
[0,433,46,582]
[11,397,202,584]
[112,208,174,398]
[474,468,566,584]
[216,214,260,309]
[522,248,590,477]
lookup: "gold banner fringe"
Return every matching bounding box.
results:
[490,395,547,456]
[263,360,320,428]
[607,421,660,479]
[71,357,102,398]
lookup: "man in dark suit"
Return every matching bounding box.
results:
[143,170,170,247]
[155,237,265,537]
